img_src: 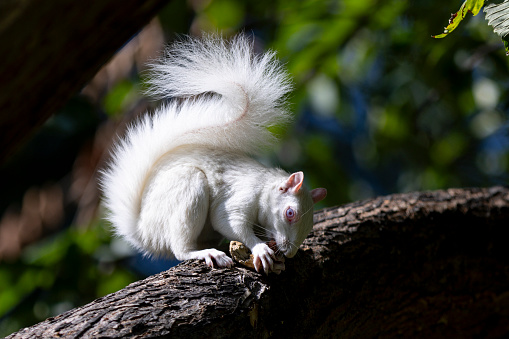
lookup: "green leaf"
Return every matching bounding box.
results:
[484,0,509,55]
[432,0,486,39]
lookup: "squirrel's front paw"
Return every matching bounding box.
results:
[252,243,276,275]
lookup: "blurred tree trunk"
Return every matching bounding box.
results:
[0,0,170,164]
[6,186,509,338]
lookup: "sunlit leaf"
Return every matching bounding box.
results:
[484,0,509,55]
[432,0,486,38]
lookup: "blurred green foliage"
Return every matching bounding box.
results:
[1,0,509,336]
[0,220,137,335]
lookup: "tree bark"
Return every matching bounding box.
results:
[0,0,170,164]
[6,186,509,338]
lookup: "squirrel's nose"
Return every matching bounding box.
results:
[279,239,294,257]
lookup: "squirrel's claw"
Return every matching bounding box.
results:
[192,249,233,268]
[252,243,276,275]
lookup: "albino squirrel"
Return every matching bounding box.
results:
[101,34,327,274]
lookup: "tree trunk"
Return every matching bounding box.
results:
[0,0,170,164]
[6,186,509,338]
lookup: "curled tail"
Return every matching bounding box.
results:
[101,34,293,250]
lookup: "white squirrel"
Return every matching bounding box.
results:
[101,34,327,274]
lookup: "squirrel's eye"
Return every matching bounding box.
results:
[285,207,296,222]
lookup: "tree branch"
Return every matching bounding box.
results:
[7,186,509,338]
[0,0,170,164]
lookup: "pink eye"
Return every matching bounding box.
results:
[285,207,296,222]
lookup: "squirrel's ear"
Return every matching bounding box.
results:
[279,171,304,194]
[311,188,327,204]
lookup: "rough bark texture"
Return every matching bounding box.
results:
[7,186,509,338]
[0,0,170,164]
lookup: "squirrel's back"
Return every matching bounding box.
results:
[101,34,293,250]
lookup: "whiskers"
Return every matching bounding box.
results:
[226,207,310,257]
[251,223,273,241]
[299,204,315,220]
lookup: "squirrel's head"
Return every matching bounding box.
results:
[266,171,326,258]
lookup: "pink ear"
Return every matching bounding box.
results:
[311,188,327,204]
[280,171,304,194]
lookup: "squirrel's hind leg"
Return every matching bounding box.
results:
[138,165,233,268]
[186,248,233,268]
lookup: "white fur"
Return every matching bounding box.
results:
[101,34,325,273]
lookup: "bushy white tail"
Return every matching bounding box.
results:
[101,34,292,248]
